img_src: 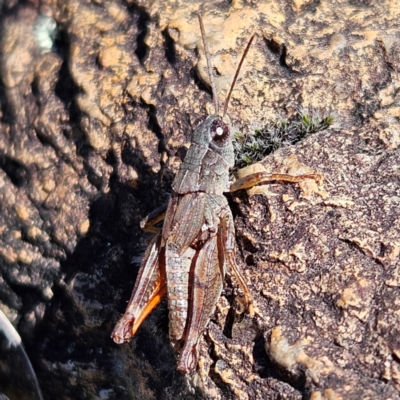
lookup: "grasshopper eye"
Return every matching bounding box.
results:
[210,119,230,144]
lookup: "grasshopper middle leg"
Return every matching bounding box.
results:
[219,206,255,316]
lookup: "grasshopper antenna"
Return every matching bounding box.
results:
[198,15,219,116]
[222,33,256,118]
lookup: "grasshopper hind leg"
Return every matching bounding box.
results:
[177,236,223,373]
[112,234,166,344]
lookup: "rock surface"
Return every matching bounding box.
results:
[0,0,399,399]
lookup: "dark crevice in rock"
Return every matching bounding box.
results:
[221,290,235,339]
[207,340,234,399]
[147,104,165,144]
[162,28,177,65]
[54,33,82,128]
[264,38,293,72]
[0,154,30,187]
[0,80,10,125]
[190,66,213,101]
[301,0,322,13]
[278,44,290,69]
[125,4,151,63]
[253,334,307,398]
[338,237,386,267]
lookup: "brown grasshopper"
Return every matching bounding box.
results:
[112,15,321,374]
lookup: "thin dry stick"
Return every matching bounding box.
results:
[223,34,256,118]
[198,14,219,116]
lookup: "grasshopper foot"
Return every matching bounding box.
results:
[235,294,254,317]
[177,345,197,374]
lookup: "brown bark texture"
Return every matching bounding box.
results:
[0,0,399,399]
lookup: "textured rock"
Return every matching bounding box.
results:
[0,0,399,399]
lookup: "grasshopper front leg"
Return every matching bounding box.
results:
[230,171,322,192]
[226,170,322,308]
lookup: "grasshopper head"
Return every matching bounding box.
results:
[191,114,235,172]
[172,115,234,194]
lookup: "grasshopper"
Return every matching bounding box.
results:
[112,15,321,374]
